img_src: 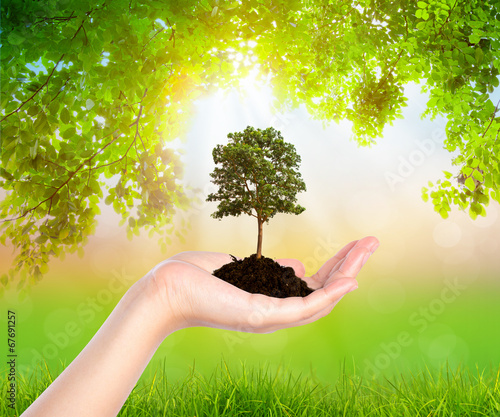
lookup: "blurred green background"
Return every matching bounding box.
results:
[2,79,500,386]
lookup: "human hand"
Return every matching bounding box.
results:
[147,236,379,335]
[19,236,378,417]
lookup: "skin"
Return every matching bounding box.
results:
[21,236,379,417]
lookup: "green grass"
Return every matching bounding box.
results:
[3,361,500,416]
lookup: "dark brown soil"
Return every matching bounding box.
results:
[213,254,314,298]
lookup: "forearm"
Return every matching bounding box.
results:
[19,241,378,416]
[21,275,177,417]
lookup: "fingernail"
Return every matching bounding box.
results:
[371,241,380,253]
[347,285,358,293]
[362,251,371,266]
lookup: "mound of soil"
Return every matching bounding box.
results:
[213,254,313,298]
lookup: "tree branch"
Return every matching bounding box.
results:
[49,77,71,105]
[2,7,93,122]
[1,55,66,122]
[166,18,176,48]
[1,127,120,224]
[229,159,254,203]
[1,169,77,224]
[93,137,135,170]
[41,157,71,173]
[33,13,76,27]
[316,1,357,31]
[141,26,165,54]
[482,99,500,138]
[379,49,404,86]
[435,0,459,40]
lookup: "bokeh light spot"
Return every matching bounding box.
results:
[367,278,406,314]
[433,221,461,248]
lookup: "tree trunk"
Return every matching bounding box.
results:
[256,218,263,259]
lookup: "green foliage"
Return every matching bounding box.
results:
[207,126,306,221]
[207,126,306,257]
[1,0,500,288]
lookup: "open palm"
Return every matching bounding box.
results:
[151,236,379,333]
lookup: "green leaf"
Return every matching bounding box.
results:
[3,125,19,137]
[105,194,114,205]
[81,149,94,158]
[478,193,489,205]
[40,263,49,274]
[485,173,493,188]
[4,137,18,151]
[59,229,69,239]
[119,121,130,134]
[439,208,449,219]
[468,20,484,29]
[471,202,482,215]
[417,1,427,8]
[35,235,48,244]
[462,166,473,176]
[86,99,95,110]
[465,177,475,191]
[465,54,476,65]
[0,274,8,286]
[82,185,93,197]
[21,222,35,236]
[28,105,41,116]
[469,34,481,44]
[59,152,75,160]
[34,113,48,133]
[475,48,484,65]
[469,158,480,168]
[62,127,76,139]
[8,32,26,46]
[49,100,60,115]
[61,107,71,124]
[472,170,484,182]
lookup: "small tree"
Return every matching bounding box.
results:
[207,126,306,259]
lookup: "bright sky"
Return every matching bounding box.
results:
[1,72,499,289]
[171,74,500,283]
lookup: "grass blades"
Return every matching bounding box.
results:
[2,361,500,416]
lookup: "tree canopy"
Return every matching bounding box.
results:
[1,0,499,290]
[206,126,306,259]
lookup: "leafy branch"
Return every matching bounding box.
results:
[1,55,66,122]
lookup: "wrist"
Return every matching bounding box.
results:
[127,265,184,342]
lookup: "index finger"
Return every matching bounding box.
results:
[310,236,379,286]
[308,239,358,286]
